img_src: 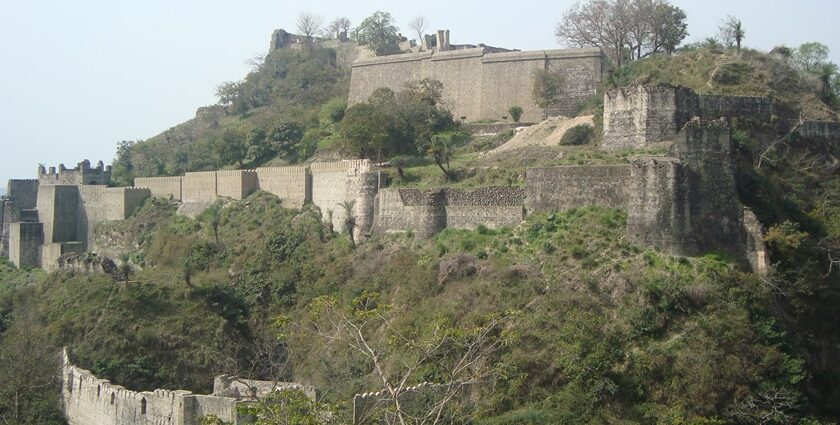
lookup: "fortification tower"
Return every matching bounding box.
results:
[38,160,112,185]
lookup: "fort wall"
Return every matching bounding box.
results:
[9,222,42,268]
[796,120,840,140]
[62,349,318,425]
[255,166,309,206]
[602,84,773,150]
[349,47,603,123]
[183,172,218,203]
[216,170,258,200]
[525,165,631,212]
[626,157,691,254]
[311,160,378,239]
[7,179,39,209]
[39,160,111,185]
[134,176,183,200]
[372,187,525,238]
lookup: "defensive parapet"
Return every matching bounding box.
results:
[39,159,112,185]
[62,348,316,425]
[349,46,604,122]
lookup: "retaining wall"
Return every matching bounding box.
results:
[134,176,183,200]
[255,166,309,206]
[525,165,631,212]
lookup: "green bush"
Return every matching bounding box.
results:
[507,105,524,123]
[560,124,594,146]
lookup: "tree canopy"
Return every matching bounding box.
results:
[352,11,402,56]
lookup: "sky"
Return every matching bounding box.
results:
[1,0,838,185]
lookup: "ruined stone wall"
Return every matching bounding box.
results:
[672,118,744,255]
[602,84,773,150]
[796,120,840,140]
[349,47,603,123]
[134,176,183,200]
[9,222,42,268]
[62,349,247,425]
[626,157,692,254]
[255,166,309,206]
[372,187,525,238]
[39,160,111,185]
[525,165,631,212]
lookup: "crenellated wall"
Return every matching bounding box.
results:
[311,160,379,239]
[255,166,309,206]
[134,176,183,201]
[62,349,317,425]
[349,47,604,122]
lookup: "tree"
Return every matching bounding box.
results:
[555,0,687,66]
[793,42,831,72]
[205,205,221,245]
[340,103,390,159]
[507,105,523,123]
[719,15,745,54]
[408,16,430,47]
[246,128,272,164]
[237,389,335,425]
[215,127,247,167]
[306,292,517,424]
[352,11,402,56]
[649,2,688,54]
[117,253,132,285]
[270,122,304,157]
[0,322,63,424]
[296,13,323,45]
[340,200,356,247]
[532,69,564,119]
[325,17,352,41]
[427,135,453,180]
[111,140,135,187]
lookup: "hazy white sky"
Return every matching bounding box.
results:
[1,0,837,184]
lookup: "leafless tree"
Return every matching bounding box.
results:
[719,15,746,54]
[308,292,516,425]
[296,12,324,44]
[728,388,799,425]
[325,17,352,41]
[555,0,687,67]
[408,16,430,48]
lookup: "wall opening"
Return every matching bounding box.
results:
[110,393,115,405]
[67,373,73,393]
[97,385,101,398]
[140,398,147,414]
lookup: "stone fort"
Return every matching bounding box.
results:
[1,82,782,274]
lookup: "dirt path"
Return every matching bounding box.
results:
[490,115,594,154]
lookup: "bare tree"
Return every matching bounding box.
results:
[308,292,517,425]
[555,0,687,67]
[408,16,430,48]
[296,12,324,44]
[325,17,352,41]
[719,15,745,54]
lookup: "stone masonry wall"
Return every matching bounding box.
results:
[602,84,773,150]
[63,349,241,425]
[372,187,525,238]
[349,47,603,123]
[311,160,378,239]
[626,157,692,254]
[525,165,631,212]
[183,172,218,203]
[9,222,42,268]
[216,170,258,200]
[255,166,309,206]
[7,179,39,209]
[134,176,183,200]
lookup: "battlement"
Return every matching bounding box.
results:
[62,348,307,425]
[38,159,112,185]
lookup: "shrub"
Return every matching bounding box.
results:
[319,97,347,124]
[507,105,524,123]
[560,124,594,146]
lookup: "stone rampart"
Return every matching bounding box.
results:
[216,170,258,200]
[7,179,39,209]
[372,187,525,238]
[525,165,631,212]
[796,120,840,140]
[9,222,43,268]
[626,157,691,254]
[255,166,309,206]
[183,172,218,203]
[134,176,183,200]
[62,349,316,425]
[39,160,111,185]
[349,47,603,123]
[602,84,773,150]
[311,160,378,239]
